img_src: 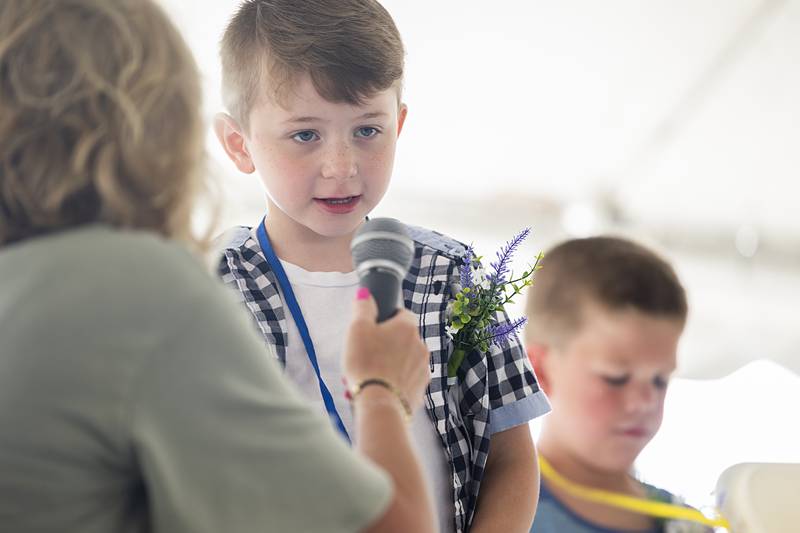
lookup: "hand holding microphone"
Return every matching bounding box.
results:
[344,219,436,533]
[344,218,429,414]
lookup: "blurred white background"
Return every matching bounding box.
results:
[159,0,799,509]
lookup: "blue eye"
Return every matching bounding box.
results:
[292,130,319,143]
[653,375,669,389]
[355,126,379,138]
[603,375,630,387]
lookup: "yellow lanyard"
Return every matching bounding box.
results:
[538,455,731,530]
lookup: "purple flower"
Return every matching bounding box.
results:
[488,227,531,284]
[487,316,528,346]
[459,245,475,289]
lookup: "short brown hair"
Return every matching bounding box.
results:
[525,236,688,345]
[220,0,404,128]
[0,0,205,247]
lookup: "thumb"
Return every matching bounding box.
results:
[352,286,378,323]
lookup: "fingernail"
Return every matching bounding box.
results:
[356,287,370,301]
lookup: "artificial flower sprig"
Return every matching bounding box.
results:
[446,228,543,378]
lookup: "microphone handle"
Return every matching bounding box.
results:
[360,269,401,323]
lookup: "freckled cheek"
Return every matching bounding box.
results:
[258,147,297,174]
[360,146,396,186]
[254,148,314,184]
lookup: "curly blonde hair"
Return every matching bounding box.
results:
[0,0,205,246]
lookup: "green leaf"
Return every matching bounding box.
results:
[448,348,466,378]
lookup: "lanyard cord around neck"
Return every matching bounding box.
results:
[538,455,730,529]
[256,218,351,444]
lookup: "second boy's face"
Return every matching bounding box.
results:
[240,74,406,242]
[544,306,681,472]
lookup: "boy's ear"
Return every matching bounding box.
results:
[214,112,255,174]
[396,103,408,137]
[526,342,552,394]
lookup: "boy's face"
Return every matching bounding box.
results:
[220,73,406,242]
[539,305,681,472]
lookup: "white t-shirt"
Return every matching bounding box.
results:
[280,259,455,533]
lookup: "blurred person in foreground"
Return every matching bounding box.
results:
[526,237,712,533]
[0,1,435,531]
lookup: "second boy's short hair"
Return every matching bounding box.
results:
[220,0,404,128]
[526,236,688,346]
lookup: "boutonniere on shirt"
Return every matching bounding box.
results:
[446,228,543,378]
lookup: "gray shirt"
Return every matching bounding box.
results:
[0,225,391,533]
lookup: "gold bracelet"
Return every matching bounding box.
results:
[347,378,412,423]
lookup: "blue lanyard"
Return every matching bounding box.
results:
[256,218,351,444]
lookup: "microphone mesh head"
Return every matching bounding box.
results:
[351,218,414,275]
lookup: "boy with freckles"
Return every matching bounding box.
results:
[213,1,551,532]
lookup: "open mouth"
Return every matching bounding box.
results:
[314,195,361,213]
[321,196,357,205]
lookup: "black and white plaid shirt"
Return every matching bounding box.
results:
[218,223,551,532]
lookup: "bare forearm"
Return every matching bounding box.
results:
[356,387,435,533]
[470,426,540,533]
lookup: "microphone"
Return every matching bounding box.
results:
[351,218,414,322]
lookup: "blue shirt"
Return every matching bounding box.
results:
[531,480,672,533]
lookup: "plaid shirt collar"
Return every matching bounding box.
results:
[218,224,544,532]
